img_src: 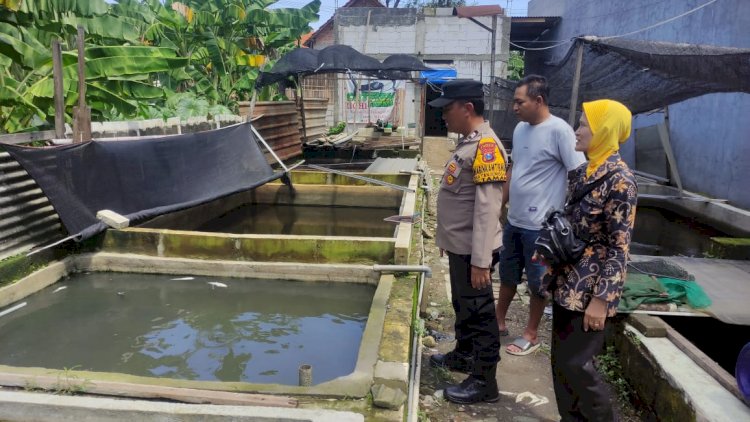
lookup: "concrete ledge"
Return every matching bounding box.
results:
[394,175,419,264]
[638,182,750,237]
[0,390,364,422]
[102,229,396,264]
[617,324,750,422]
[626,314,668,337]
[373,361,409,393]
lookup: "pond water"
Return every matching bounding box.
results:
[0,273,374,385]
[195,204,400,237]
[632,206,726,257]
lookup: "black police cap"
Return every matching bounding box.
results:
[428,79,484,108]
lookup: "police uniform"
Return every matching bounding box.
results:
[430,80,508,403]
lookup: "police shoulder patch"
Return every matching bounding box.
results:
[473,137,507,184]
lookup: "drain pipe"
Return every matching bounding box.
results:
[406,271,426,422]
[372,265,432,278]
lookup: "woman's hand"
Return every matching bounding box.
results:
[583,297,608,332]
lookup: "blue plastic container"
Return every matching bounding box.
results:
[737,342,750,404]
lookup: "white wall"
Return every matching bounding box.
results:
[334,7,510,127]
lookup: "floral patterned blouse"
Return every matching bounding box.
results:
[541,153,638,316]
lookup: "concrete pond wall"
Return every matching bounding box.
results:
[101,171,420,266]
[0,252,420,420]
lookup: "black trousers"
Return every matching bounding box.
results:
[447,252,500,374]
[551,303,614,422]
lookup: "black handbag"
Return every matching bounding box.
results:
[534,170,619,267]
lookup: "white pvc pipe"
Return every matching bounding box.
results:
[0,302,27,319]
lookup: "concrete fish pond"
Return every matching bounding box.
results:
[0,272,375,386]
[102,171,419,265]
[0,252,421,420]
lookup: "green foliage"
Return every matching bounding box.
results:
[596,345,632,404]
[0,0,320,133]
[507,50,525,81]
[327,122,346,135]
[403,0,465,7]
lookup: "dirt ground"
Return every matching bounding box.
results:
[417,136,644,422]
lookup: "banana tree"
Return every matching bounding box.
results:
[0,0,188,132]
[136,0,321,106]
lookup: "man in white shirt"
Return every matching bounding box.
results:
[496,75,586,356]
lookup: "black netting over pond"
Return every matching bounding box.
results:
[489,37,750,137]
[256,45,431,87]
[1,123,283,241]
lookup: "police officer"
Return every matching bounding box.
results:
[429,79,508,404]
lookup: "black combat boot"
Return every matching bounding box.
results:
[444,363,499,404]
[429,350,473,373]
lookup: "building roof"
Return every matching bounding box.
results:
[298,32,314,48]
[453,5,505,18]
[510,16,562,50]
[304,0,384,48]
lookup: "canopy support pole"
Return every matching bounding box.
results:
[251,124,289,173]
[568,39,585,127]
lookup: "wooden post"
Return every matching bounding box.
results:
[657,106,683,196]
[488,14,497,124]
[567,39,584,127]
[51,39,65,139]
[298,75,308,142]
[72,26,91,142]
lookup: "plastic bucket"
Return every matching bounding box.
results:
[737,342,750,404]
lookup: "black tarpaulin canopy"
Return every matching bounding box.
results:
[1,123,283,241]
[539,36,750,114]
[256,45,432,87]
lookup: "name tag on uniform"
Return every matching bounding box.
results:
[529,206,538,212]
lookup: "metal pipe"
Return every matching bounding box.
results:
[250,124,289,173]
[373,264,431,278]
[305,164,415,193]
[406,272,425,422]
[406,187,428,422]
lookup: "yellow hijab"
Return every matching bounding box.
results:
[582,100,632,178]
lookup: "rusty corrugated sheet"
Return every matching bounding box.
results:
[298,98,329,143]
[0,151,64,260]
[239,101,303,162]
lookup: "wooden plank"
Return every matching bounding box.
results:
[73,26,91,143]
[0,131,56,145]
[567,39,584,127]
[51,39,65,139]
[0,372,298,408]
[665,327,744,404]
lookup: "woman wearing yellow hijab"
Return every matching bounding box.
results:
[543,99,638,421]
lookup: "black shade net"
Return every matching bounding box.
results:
[489,37,750,138]
[256,44,431,87]
[1,123,283,241]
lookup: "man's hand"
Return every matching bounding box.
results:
[583,297,608,332]
[470,265,491,289]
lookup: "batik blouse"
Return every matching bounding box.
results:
[542,153,638,316]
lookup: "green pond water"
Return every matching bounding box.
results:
[193,204,400,237]
[0,273,375,386]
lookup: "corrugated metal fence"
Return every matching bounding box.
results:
[0,132,65,261]
[298,98,329,143]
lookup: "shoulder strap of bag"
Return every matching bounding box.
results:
[565,169,620,210]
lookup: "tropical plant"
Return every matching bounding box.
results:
[130,0,320,106]
[0,0,320,133]
[0,0,186,132]
[507,50,524,81]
